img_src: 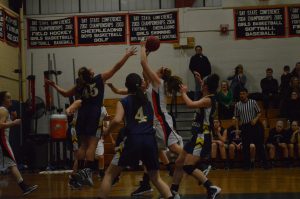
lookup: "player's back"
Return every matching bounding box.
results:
[120,95,154,135]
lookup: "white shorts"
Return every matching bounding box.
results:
[95,140,104,157]
[0,145,16,169]
[155,123,183,150]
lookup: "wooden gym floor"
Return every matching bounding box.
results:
[1,168,300,199]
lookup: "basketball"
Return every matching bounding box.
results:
[145,36,160,52]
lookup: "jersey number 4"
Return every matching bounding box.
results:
[135,107,148,123]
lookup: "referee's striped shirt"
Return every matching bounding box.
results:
[234,99,260,124]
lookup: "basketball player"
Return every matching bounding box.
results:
[0,91,38,195]
[98,73,177,199]
[94,106,115,179]
[131,42,185,196]
[66,102,115,187]
[46,47,137,187]
[178,73,221,199]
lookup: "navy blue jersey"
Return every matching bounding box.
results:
[227,125,242,144]
[191,95,216,134]
[212,127,225,140]
[120,95,154,135]
[267,128,291,144]
[76,74,104,108]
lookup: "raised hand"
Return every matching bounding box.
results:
[126,46,137,57]
[193,71,202,84]
[179,84,188,93]
[45,78,56,87]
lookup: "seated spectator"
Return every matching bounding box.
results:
[227,118,242,168]
[217,81,234,119]
[260,68,279,109]
[289,121,300,163]
[228,64,247,101]
[227,118,256,169]
[211,119,227,168]
[281,91,300,122]
[266,121,291,167]
[279,65,292,100]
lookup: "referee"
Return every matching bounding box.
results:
[234,88,269,169]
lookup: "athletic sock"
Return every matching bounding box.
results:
[170,184,179,192]
[203,180,213,190]
[165,163,172,171]
[86,160,94,170]
[142,173,150,184]
[78,160,85,170]
[99,169,105,177]
[18,181,27,191]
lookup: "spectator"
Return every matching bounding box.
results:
[260,68,279,109]
[281,91,300,122]
[189,45,211,100]
[227,117,242,168]
[287,76,300,95]
[217,81,234,119]
[234,88,270,170]
[211,120,227,168]
[266,121,292,167]
[279,65,292,99]
[291,62,300,79]
[228,117,257,169]
[288,121,300,165]
[228,64,247,101]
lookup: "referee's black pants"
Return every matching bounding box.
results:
[241,123,268,168]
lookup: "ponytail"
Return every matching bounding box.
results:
[125,73,147,106]
[162,67,172,82]
[135,87,147,106]
[165,75,183,95]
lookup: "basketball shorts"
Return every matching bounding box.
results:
[155,122,183,150]
[0,137,16,169]
[118,134,159,171]
[184,127,212,158]
[76,105,101,137]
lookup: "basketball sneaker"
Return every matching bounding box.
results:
[22,184,38,195]
[68,175,82,189]
[159,190,181,199]
[207,185,221,199]
[203,164,212,176]
[131,181,153,196]
[80,168,94,187]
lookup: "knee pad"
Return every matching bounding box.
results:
[183,165,196,175]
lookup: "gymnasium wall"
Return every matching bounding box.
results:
[24,2,300,133]
[0,0,8,7]
[0,3,19,100]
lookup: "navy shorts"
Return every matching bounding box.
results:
[118,134,159,171]
[76,105,101,137]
